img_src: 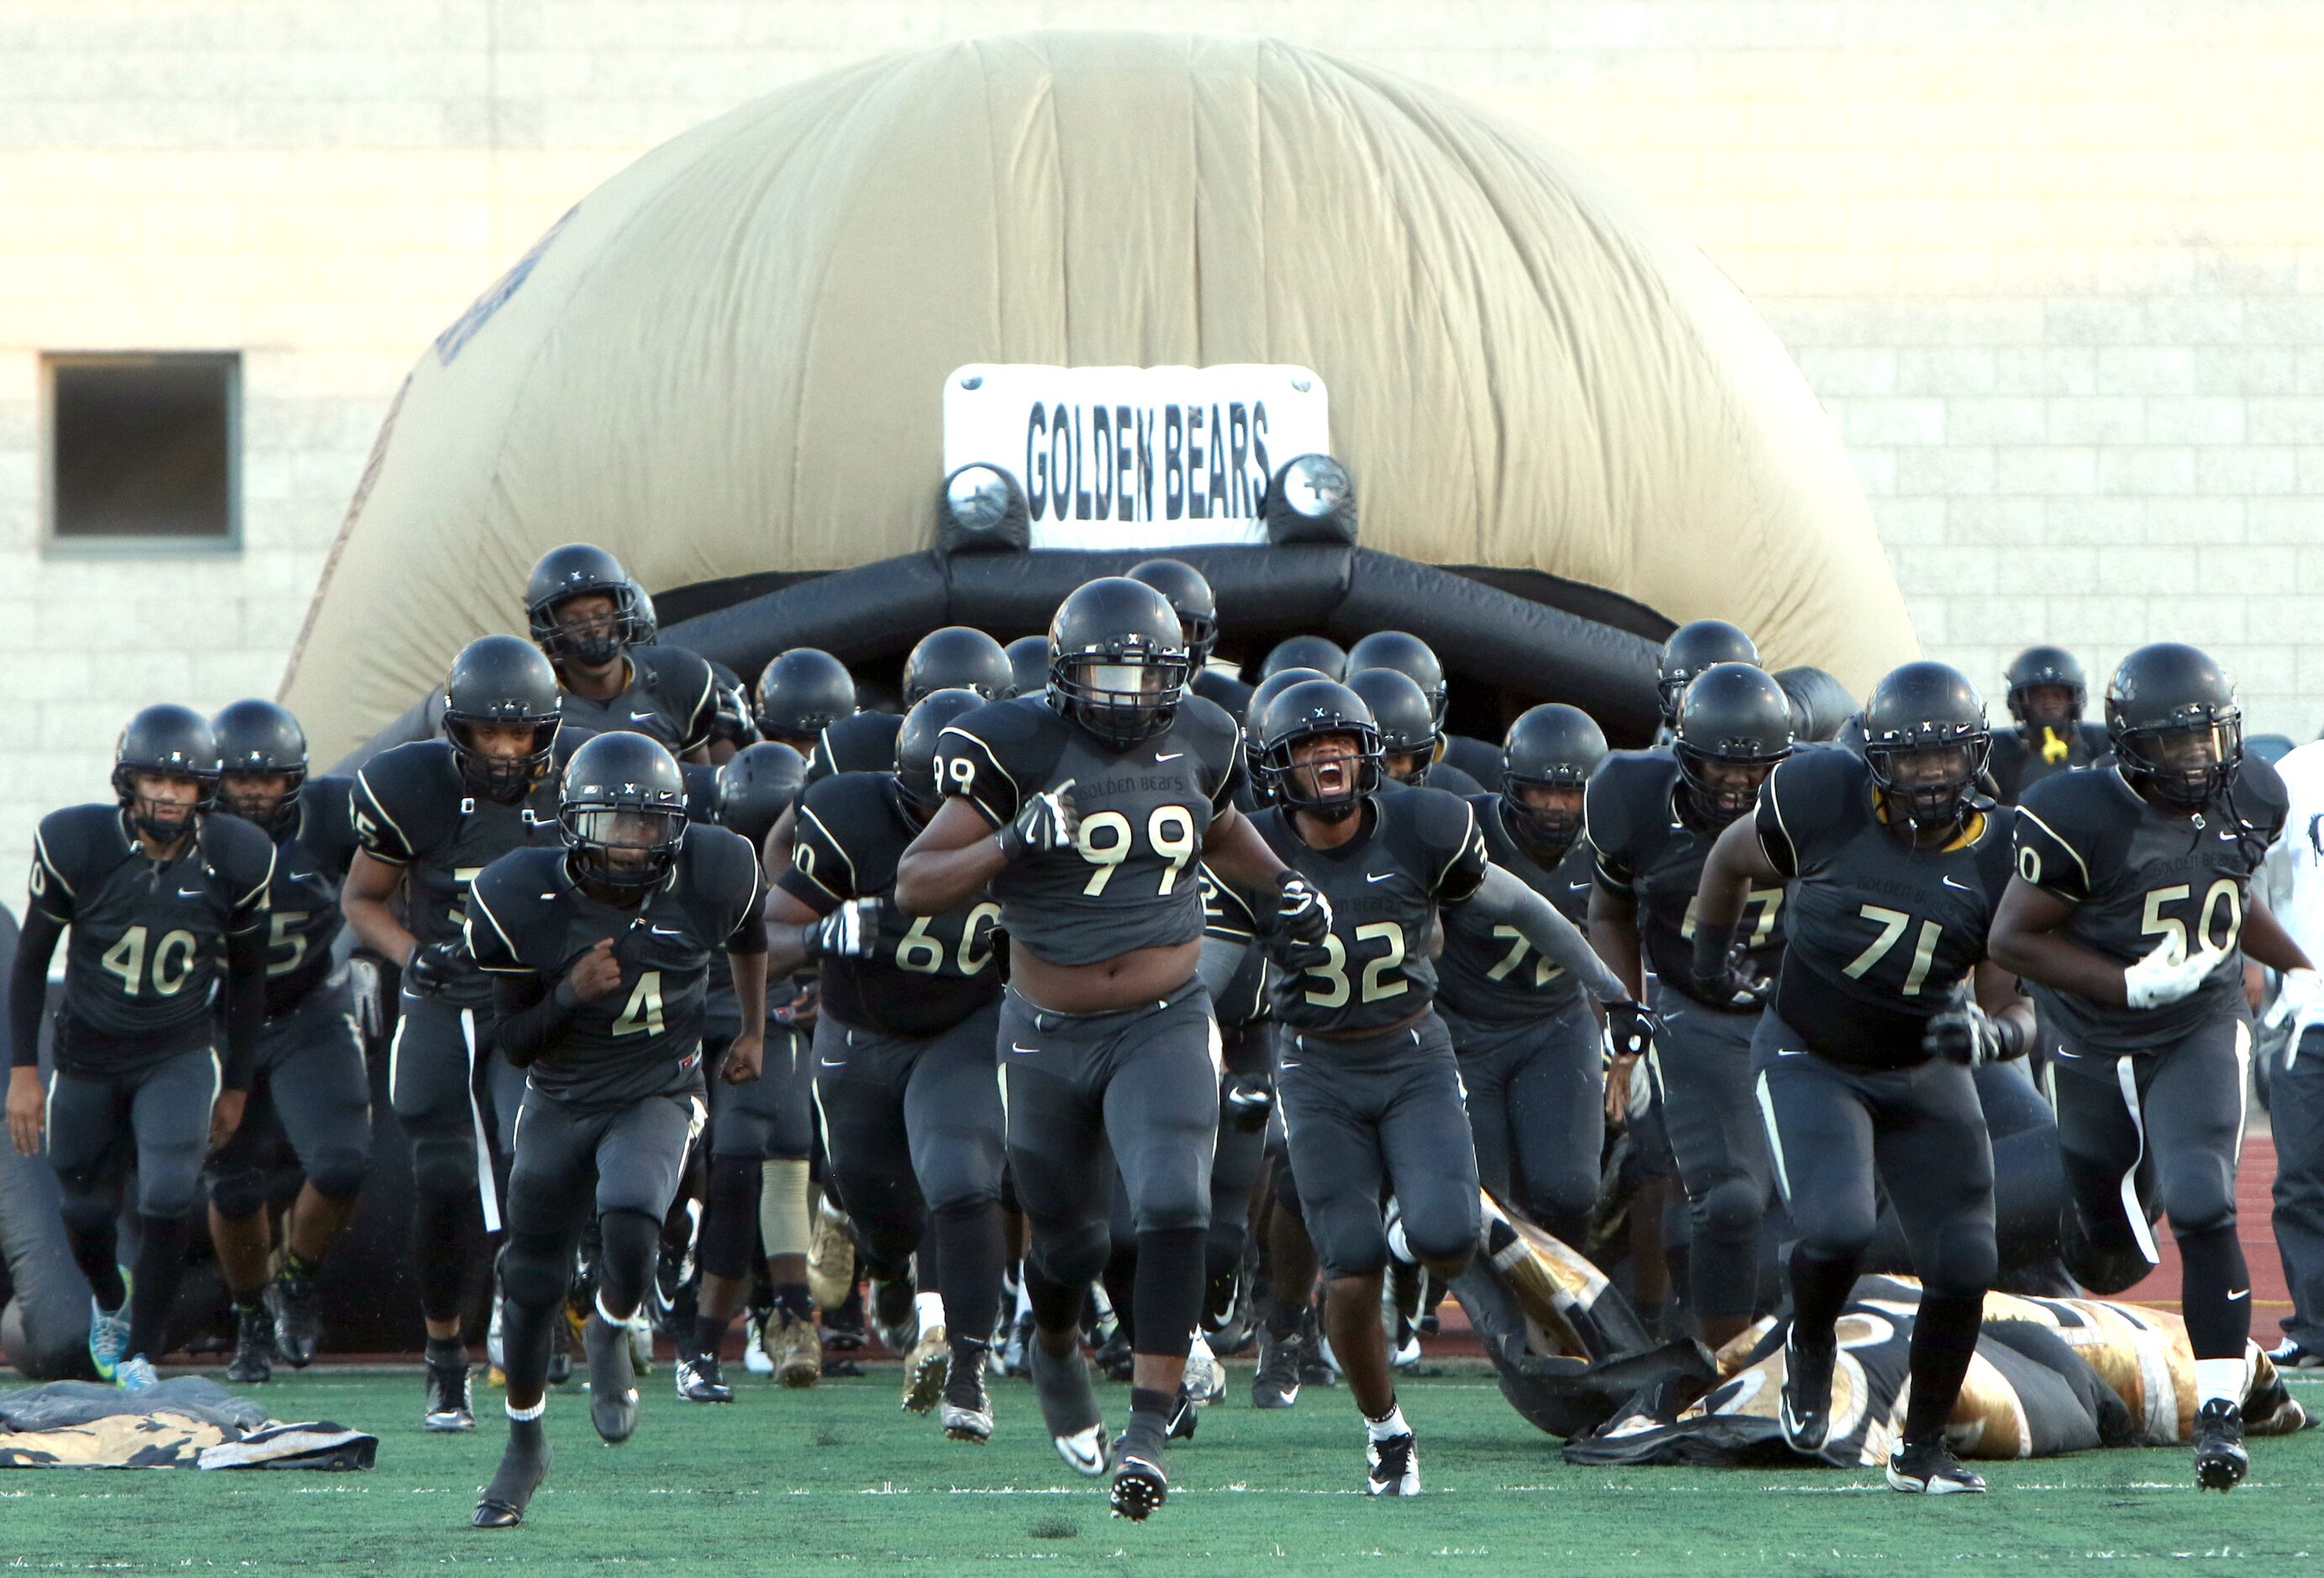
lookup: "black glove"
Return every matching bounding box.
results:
[1600,999,1659,1063]
[1688,918,1768,1008]
[404,940,472,997]
[801,897,882,961]
[1922,997,2005,1066]
[997,782,1080,862]
[1225,1073,1276,1133]
[1273,871,1334,946]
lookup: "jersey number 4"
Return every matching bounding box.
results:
[613,971,665,1037]
[1303,922,1410,1007]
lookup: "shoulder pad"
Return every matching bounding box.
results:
[678,760,721,822]
[1584,749,1676,857]
[2234,753,2290,839]
[32,804,125,897]
[466,849,567,970]
[200,810,278,886]
[683,823,764,909]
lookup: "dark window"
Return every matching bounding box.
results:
[47,353,238,543]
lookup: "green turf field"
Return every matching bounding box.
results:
[3,1362,2318,1572]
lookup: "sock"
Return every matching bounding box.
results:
[127,1212,191,1361]
[410,1188,475,1324]
[914,1290,946,1335]
[1130,1227,1204,1364]
[2195,1355,2247,1409]
[2179,1224,2253,1361]
[759,1159,812,1258]
[235,1287,269,1317]
[1129,1385,1173,1438]
[1022,1259,1083,1335]
[501,1292,556,1399]
[1785,1244,1859,1351]
[931,1200,1005,1348]
[1365,1401,1410,1442]
[425,1334,467,1370]
[772,1281,813,1322]
[693,1314,729,1360]
[1900,1291,1984,1444]
[505,1397,545,1423]
[698,1155,761,1281]
[1266,1302,1303,1339]
[281,1244,319,1282]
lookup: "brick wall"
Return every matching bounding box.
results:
[0,0,2316,882]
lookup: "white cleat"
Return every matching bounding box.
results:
[1366,1430,1420,1496]
[1183,1331,1225,1404]
[1056,1422,1110,1478]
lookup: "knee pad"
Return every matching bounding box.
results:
[408,1129,478,1203]
[1693,1176,1764,1246]
[205,1166,271,1223]
[57,1181,116,1240]
[1028,1217,1110,1292]
[1125,1161,1211,1235]
[500,1237,572,1310]
[134,1165,204,1222]
[304,1149,369,1204]
[916,1141,1004,1218]
[2059,1202,2151,1296]
[2161,1165,2237,1240]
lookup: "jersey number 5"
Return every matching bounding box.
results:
[1076,806,1197,897]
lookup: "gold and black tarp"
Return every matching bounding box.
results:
[0,1379,377,1470]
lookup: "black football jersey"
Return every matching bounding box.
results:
[808,713,903,786]
[1441,734,1505,793]
[1436,797,1597,1024]
[1987,722,2111,805]
[556,644,719,756]
[253,775,361,1018]
[935,696,1243,967]
[1586,749,1786,1008]
[1253,788,1490,1034]
[1757,749,2017,1066]
[349,739,572,1007]
[1199,860,1269,1028]
[1192,667,1254,722]
[2014,759,2286,1055]
[467,828,765,1106]
[780,771,1003,1036]
[1421,760,1487,798]
[29,805,275,1071]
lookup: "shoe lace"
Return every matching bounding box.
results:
[1373,1433,1413,1478]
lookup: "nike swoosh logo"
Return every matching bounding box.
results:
[1776,1048,1807,1057]
[1009,1044,1040,1055]
[649,925,684,937]
[1569,882,1590,892]
[177,887,203,898]
[1942,876,1972,891]
[1155,752,1183,762]
[1367,873,1394,884]
[630,710,658,722]
[819,1057,846,1068]
[1279,1060,1301,1070]
[2229,1288,2251,1302]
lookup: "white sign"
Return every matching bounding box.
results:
[942,364,1330,550]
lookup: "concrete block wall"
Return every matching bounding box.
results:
[0,0,2317,883]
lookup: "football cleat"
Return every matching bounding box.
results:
[487,1295,506,1375]
[87,1290,131,1384]
[903,1323,950,1413]
[2194,1398,2249,1492]
[1001,1309,1036,1377]
[765,1308,823,1390]
[270,1273,320,1368]
[116,1354,160,1392]
[869,1278,918,1356]
[583,1315,638,1445]
[1166,1383,1199,1443]
[1297,1309,1338,1387]
[625,1307,655,1375]
[807,1196,856,1312]
[471,1428,552,1529]
[742,1310,775,1375]
[1366,1430,1420,1496]
[941,1360,993,1444]
[1183,1331,1225,1404]
[1030,1338,1108,1476]
[1109,1428,1168,1521]
[2267,1337,2324,1370]
[675,1354,734,1403]
[1252,1324,1304,1410]
[824,1282,868,1351]
[1388,1314,1422,1371]
[1885,1435,1987,1494]
[1094,1327,1136,1384]
[227,1302,275,1384]
[424,1358,476,1432]
[545,1318,572,1386]
[1779,1334,1834,1454]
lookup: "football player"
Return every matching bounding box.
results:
[678,741,821,1399]
[753,647,858,757]
[1987,644,2110,804]
[1006,635,1052,702]
[6,707,274,1391]
[1130,558,1252,717]
[1246,680,1644,1495]
[895,576,1324,1520]
[524,544,719,760]
[1258,634,1347,685]
[1699,661,2033,1493]
[1652,618,1759,736]
[809,626,1014,783]
[1588,662,1794,1349]
[1346,667,1485,797]
[1346,630,1501,793]
[342,635,571,1432]
[203,701,370,1382]
[1435,704,1609,1247]
[465,732,766,1528]
[767,688,1008,1439]
[1991,643,2309,1491]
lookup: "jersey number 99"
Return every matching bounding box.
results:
[1076,806,1197,898]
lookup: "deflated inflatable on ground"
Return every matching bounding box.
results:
[280,29,1914,762]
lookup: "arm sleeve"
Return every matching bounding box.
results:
[1457,862,1631,1003]
[490,970,581,1069]
[1423,796,1492,906]
[8,907,62,1070]
[219,926,267,1089]
[935,723,1019,828]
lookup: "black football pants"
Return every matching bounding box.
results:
[1647,983,1772,1323]
[1441,996,1602,1246]
[206,978,372,1219]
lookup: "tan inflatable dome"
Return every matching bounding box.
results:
[282,29,1912,762]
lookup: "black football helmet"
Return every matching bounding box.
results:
[1259,634,1347,684]
[1046,577,1191,748]
[1500,704,1608,856]
[1005,634,1051,699]
[1259,679,1383,822]
[1673,662,1793,825]
[443,634,563,800]
[1129,559,1219,667]
[212,698,308,837]
[1657,619,1759,729]
[115,703,220,841]
[629,581,660,645]
[561,730,688,890]
[2005,644,2088,729]
[895,687,988,826]
[1347,668,1440,786]
[754,648,856,746]
[713,741,806,848]
[1346,631,1447,731]
[525,544,645,667]
[1860,661,1991,833]
[2105,642,2242,808]
[904,626,1013,704]
[1245,666,1331,740]
[706,659,758,751]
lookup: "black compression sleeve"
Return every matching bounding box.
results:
[491,971,582,1068]
[220,928,268,1090]
[8,908,62,1070]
